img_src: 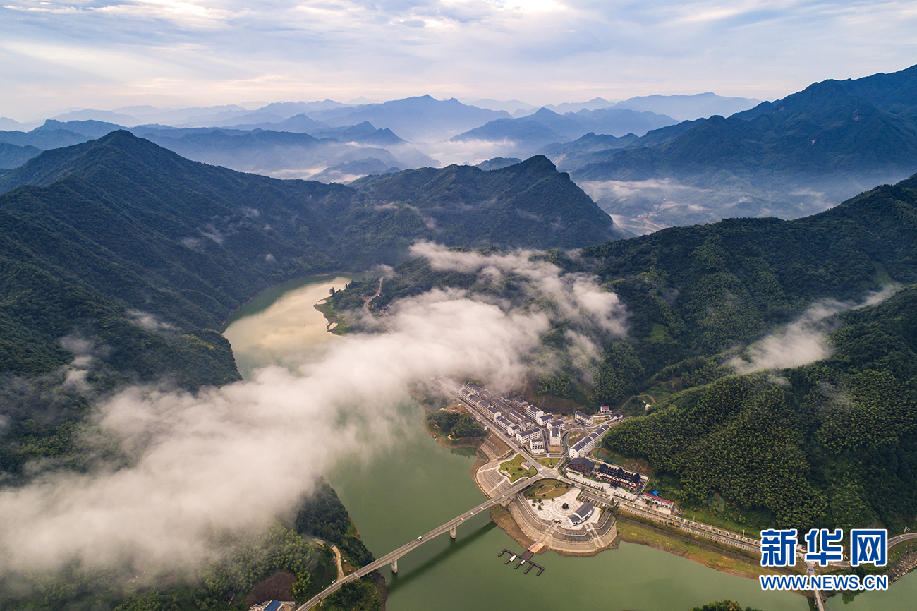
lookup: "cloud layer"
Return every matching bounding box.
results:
[2,0,916,119]
[0,245,623,582]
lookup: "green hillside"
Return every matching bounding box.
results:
[576,65,917,183]
[0,132,623,479]
[352,155,628,247]
[329,173,917,532]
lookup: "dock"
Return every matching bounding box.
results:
[498,549,545,575]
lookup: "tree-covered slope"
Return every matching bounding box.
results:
[327,172,917,532]
[603,282,917,532]
[585,180,917,359]
[575,64,917,183]
[0,131,624,475]
[352,155,629,247]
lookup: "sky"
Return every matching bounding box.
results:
[1,0,916,122]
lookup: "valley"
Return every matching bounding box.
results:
[1,61,917,611]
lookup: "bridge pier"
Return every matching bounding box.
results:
[391,559,397,574]
[450,526,456,539]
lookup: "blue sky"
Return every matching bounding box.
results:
[2,0,916,119]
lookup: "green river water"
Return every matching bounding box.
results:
[223,276,914,611]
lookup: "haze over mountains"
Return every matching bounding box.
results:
[572,64,917,232]
[2,65,917,235]
[3,60,917,610]
[0,92,758,188]
[0,130,623,382]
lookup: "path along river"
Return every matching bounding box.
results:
[223,276,914,611]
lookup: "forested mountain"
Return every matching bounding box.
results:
[576,65,917,182]
[587,178,917,531]
[0,133,623,387]
[351,154,628,247]
[561,64,917,233]
[0,142,40,169]
[328,172,917,533]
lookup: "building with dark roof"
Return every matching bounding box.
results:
[567,502,595,527]
[567,457,595,474]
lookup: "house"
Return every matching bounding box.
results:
[506,410,524,424]
[595,463,643,490]
[548,425,562,446]
[574,410,591,425]
[567,423,612,458]
[492,398,511,412]
[599,405,611,413]
[528,433,546,453]
[642,492,675,509]
[515,427,540,444]
[567,502,595,527]
[567,457,594,474]
[535,413,551,427]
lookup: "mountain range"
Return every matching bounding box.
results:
[564,64,917,232]
[451,107,677,156]
[0,131,622,385]
[2,73,917,607]
[330,169,917,534]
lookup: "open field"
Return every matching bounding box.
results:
[500,454,537,483]
[524,479,574,501]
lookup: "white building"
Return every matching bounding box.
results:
[528,433,546,454]
[568,423,611,458]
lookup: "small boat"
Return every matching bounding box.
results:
[509,555,517,562]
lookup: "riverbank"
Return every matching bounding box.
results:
[422,417,486,453]
[615,518,776,581]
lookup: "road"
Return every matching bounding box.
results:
[432,379,917,587]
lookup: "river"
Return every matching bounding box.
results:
[221,276,912,611]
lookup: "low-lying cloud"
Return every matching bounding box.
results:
[729,286,899,374]
[412,242,627,337]
[0,244,624,585]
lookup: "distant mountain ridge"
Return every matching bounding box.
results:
[611,92,761,121]
[452,107,676,153]
[305,95,511,142]
[0,119,431,181]
[576,64,917,182]
[562,63,917,233]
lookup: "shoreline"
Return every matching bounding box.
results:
[424,398,917,594]
[220,270,366,329]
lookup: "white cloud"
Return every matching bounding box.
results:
[0,249,623,581]
[2,0,916,119]
[729,286,899,374]
[127,309,178,332]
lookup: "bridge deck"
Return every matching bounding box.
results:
[296,476,534,611]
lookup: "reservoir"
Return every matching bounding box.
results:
[222,276,912,611]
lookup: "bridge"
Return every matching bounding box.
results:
[295,475,536,610]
